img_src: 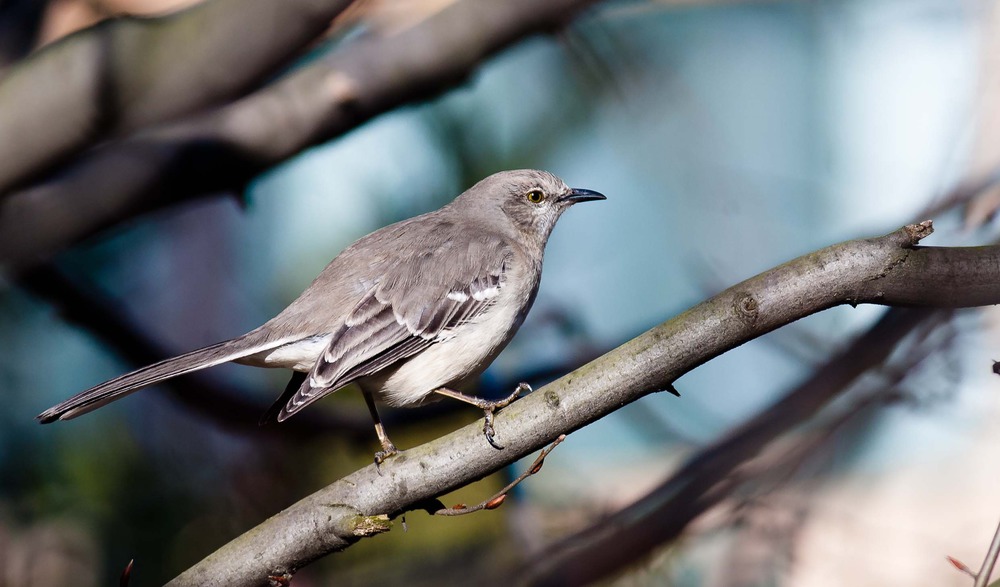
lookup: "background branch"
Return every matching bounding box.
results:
[0,0,46,72]
[0,0,355,194]
[0,0,604,269]
[166,224,1000,585]
[975,517,1000,587]
[18,262,373,440]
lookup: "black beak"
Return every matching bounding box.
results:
[558,187,606,204]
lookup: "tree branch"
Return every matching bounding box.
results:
[522,180,998,583]
[434,434,567,516]
[524,307,951,585]
[165,223,1000,585]
[0,0,605,270]
[0,0,355,193]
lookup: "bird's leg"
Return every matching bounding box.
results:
[363,391,397,471]
[433,383,532,450]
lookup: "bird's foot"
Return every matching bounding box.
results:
[481,382,532,450]
[373,441,399,475]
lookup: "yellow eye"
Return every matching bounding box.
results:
[526,190,545,203]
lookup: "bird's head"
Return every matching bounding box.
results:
[455,169,606,243]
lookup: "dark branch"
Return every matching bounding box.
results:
[0,0,355,194]
[19,262,374,440]
[0,0,47,71]
[0,0,603,270]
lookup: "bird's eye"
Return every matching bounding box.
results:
[526,190,545,204]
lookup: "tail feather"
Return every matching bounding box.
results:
[259,371,307,426]
[37,337,283,423]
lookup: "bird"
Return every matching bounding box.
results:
[37,169,606,464]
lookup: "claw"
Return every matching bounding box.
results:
[373,443,398,475]
[484,409,504,450]
[433,382,533,452]
[481,382,534,450]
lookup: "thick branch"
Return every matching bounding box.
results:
[166,224,1000,585]
[523,188,997,583]
[0,0,603,270]
[523,306,947,585]
[0,0,354,193]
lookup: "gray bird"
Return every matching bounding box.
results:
[38,169,605,463]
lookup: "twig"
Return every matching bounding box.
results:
[948,555,977,579]
[969,359,1000,587]
[976,518,1000,587]
[947,518,1000,587]
[435,435,566,516]
[119,559,134,587]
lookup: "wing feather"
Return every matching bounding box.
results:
[274,231,513,421]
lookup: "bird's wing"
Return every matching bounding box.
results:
[274,233,513,421]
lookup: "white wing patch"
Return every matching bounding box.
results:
[447,291,469,302]
[472,286,498,302]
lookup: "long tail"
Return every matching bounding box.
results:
[37,337,283,423]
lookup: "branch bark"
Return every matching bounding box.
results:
[0,0,603,270]
[0,0,355,193]
[523,306,948,585]
[165,223,1000,586]
[522,155,1000,585]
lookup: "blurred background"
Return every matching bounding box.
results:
[2,0,1000,585]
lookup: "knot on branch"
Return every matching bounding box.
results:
[733,292,759,326]
[350,514,392,537]
[267,568,293,587]
[902,220,934,246]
